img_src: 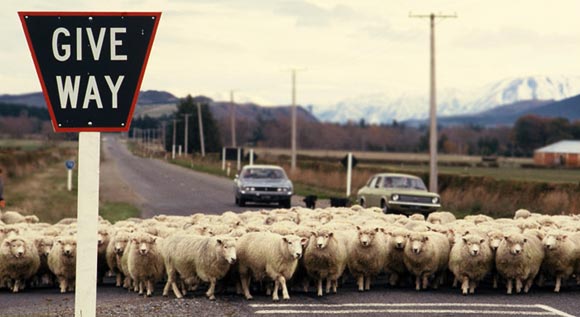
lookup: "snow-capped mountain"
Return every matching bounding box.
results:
[313,75,580,124]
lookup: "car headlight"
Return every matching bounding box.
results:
[392,194,399,201]
[432,197,440,204]
[243,186,255,191]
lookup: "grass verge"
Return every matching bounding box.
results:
[99,202,140,223]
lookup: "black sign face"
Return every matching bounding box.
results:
[19,12,161,132]
[341,154,358,169]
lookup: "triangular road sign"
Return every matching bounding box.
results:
[19,12,161,132]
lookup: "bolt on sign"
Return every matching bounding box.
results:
[18,12,161,132]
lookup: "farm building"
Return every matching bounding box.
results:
[534,140,580,167]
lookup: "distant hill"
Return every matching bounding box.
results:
[0,91,319,124]
[406,94,580,127]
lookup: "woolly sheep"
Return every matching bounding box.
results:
[403,231,450,291]
[448,233,494,295]
[127,232,165,297]
[106,230,132,287]
[427,211,457,225]
[347,225,386,291]
[97,225,112,284]
[303,227,348,296]
[31,234,54,286]
[236,232,307,301]
[514,209,532,220]
[0,235,40,292]
[162,234,236,300]
[1,211,27,225]
[495,232,544,294]
[540,230,580,292]
[383,227,410,286]
[48,235,77,293]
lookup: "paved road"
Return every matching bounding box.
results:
[102,135,279,218]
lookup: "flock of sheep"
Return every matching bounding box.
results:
[1,206,580,300]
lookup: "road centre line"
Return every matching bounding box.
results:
[253,309,563,315]
[249,303,575,317]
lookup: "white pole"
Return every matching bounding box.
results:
[346,152,352,197]
[75,132,100,317]
[178,145,182,157]
[249,148,254,166]
[237,147,241,172]
[172,119,176,159]
[184,114,190,155]
[222,147,226,170]
[197,102,206,157]
[67,169,72,191]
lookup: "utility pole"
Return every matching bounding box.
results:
[172,119,176,159]
[410,12,456,193]
[230,90,236,147]
[197,102,206,157]
[183,113,191,155]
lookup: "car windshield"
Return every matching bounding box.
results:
[241,168,285,180]
[382,176,427,190]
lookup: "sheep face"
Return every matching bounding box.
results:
[97,228,110,250]
[356,226,379,247]
[114,238,129,255]
[487,232,503,251]
[36,238,54,258]
[462,235,485,257]
[408,233,428,255]
[216,238,237,264]
[542,232,566,251]
[133,236,156,256]
[504,235,526,256]
[282,235,308,259]
[314,230,333,249]
[58,238,77,257]
[390,230,408,250]
[4,238,26,258]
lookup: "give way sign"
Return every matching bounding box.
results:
[19,12,161,132]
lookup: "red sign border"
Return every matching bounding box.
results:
[18,11,162,133]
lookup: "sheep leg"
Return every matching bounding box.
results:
[493,274,498,289]
[506,279,513,295]
[59,278,67,293]
[172,281,184,299]
[537,273,545,287]
[279,276,290,300]
[206,278,217,301]
[469,281,477,294]
[452,277,458,288]
[357,275,364,292]
[240,274,253,300]
[317,279,323,297]
[272,280,280,301]
[554,276,562,293]
[146,280,154,297]
[115,273,122,287]
[364,275,371,291]
[236,280,243,295]
[515,278,523,294]
[138,280,144,295]
[524,278,533,293]
[302,278,309,293]
[461,276,469,295]
[389,273,399,287]
[325,279,332,294]
[415,276,421,291]
[421,274,429,290]
[13,280,21,293]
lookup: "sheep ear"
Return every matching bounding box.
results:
[282,237,288,243]
[300,238,308,246]
[328,232,334,237]
[310,231,316,237]
[356,225,361,231]
[462,237,468,244]
[216,239,223,245]
[374,228,379,233]
[523,238,528,243]
[480,239,485,244]
[57,239,62,244]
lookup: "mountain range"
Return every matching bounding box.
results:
[1,75,579,127]
[314,75,580,125]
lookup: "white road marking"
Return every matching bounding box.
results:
[249,303,575,316]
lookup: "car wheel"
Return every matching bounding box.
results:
[239,198,246,207]
[381,200,388,214]
[359,198,366,208]
[235,196,239,206]
[280,199,291,209]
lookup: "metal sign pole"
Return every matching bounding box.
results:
[346,152,352,197]
[74,131,100,317]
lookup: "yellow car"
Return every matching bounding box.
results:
[356,173,441,215]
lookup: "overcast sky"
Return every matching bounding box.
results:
[2,0,580,106]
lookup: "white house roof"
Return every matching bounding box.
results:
[535,140,580,154]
